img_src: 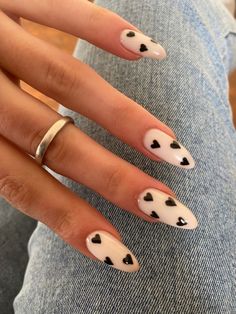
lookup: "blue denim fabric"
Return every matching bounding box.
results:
[11,0,236,312]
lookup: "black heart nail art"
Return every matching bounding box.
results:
[150,39,157,43]
[176,217,188,226]
[144,192,153,202]
[165,197,177,207]
[180,157,190,166]
[140,43,148,52]
[151,140,160,149]
[126,31,135,37]
[91,234,101,244]
[170,140,181,149]
[123,254,133,265]
[150,211,159,219]
[104,256,114,265]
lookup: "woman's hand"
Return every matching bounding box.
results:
[0,0,197,272]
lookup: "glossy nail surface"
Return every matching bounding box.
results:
[86,230,140,272]
[120,29,166,60]
[138,188,198,229]
[143,128,195,169]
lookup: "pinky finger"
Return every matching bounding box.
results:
[0,135,139,272]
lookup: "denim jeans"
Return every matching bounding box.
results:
[9,0,236,312]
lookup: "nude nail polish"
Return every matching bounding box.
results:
[143,128,195,169]
[120,29,166,60]
[86,230,140,272]
[138,188,198,229]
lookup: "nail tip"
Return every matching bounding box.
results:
[182,212,198,230]
[86,230,140,273]
[124,263,140,273]
[138,188,198,231]
[120,29,166,61]
[176,149,195,170]
[110,255,140,273]
[163,218,198,230]
[191,218,199,229]
[155,45,167,60]
[179,161,195,169]
[146,46,167,60]
[144,129,195,169]
[184,156,195,169]
[179,222,198,230]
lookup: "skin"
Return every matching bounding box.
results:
[0,0,177,261]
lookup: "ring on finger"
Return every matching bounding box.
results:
[35,116,74,165]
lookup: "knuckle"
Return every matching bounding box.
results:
[0,175,31,210]
[104,166,125,196]
[44,59,78,98]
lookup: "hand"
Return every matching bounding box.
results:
[0,0,197,272]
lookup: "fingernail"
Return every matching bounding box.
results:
[120,29,166,60]
[143,128,195,169]
[86,230,140,272]
[138,188,198,229]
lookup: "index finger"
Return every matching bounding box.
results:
[0,0,166,60]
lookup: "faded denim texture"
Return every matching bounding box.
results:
[5,0,236,313]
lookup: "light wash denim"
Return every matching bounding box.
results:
[1,0,235,312]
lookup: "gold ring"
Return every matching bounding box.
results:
[35,116,74,165]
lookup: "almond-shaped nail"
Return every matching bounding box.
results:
[143,128,195,169]
[120,29,166,60]
[138,188,198,229]
[86,230,140,272]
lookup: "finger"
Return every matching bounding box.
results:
[0,135,140,272]
[0,12,20,85]
[0,71,198,229]
[0,0,166,60]
[0,12,195,169]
